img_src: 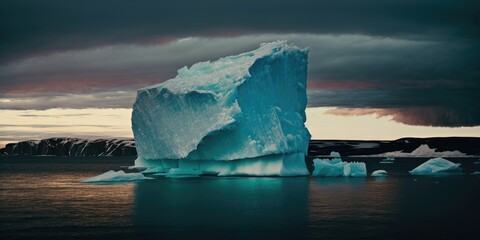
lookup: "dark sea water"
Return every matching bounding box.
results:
[1,156,479,239]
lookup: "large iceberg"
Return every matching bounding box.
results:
[131,41,311,176]
[409,157,462,175]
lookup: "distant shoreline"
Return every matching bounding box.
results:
[1,137,479,158]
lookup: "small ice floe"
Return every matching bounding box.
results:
[474,161,480,164]
[380,157,395,164]
[409,157,462,175]
[471,171,480,175]
[165,168,201,178]
[371,170,388,177]
[330,151,341,158]
[82,170,153,183]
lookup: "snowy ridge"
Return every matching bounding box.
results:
[357,144,468,157]
[1,138,136,156]
[307,137,480,157]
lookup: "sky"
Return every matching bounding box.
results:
[0,0,479,146]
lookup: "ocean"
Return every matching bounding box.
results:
[1,156,479,239]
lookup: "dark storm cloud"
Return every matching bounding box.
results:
[308,87,480,127]
[0,1,479,127]
[0,34,479,126]
[324,107,480,127]
[1,0,479,62]
[0,91,136,110]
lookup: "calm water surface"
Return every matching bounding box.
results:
[1,156,479,239]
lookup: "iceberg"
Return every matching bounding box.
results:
[312,151,367,177]
[312,158,345,177]
[330,151,341,158]
[131,41,310,176]
[409,157,462,175]
[343,162,367,177]
[371,170,388,177]
[81,170,153,183]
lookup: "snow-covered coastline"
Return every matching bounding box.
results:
[0,138,136,156]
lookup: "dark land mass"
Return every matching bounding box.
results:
[308,137,480,156]
[0,138,136,156]
[1,137,479,157]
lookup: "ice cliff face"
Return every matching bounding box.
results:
[131,41,311,176]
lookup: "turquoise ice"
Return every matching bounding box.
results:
[131,41,310,176]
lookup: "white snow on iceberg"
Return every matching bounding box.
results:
[82,170,153,183]
[371,170,388,177]
[131,41,310,176]
[409,157,462,175]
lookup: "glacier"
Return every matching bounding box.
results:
[409,157,462,175]
[131,41,311,176]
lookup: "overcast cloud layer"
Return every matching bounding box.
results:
[0,1,479,127]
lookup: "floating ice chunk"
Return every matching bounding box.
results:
[312,158,345,177]
[471,171,480,175]
[380,157,395,164]
[131,41,310,176]
[312,158,366,177]
[371,170,388,177]
[409,157,462,175]
[343,162,367,177]
[330,151,341,158]
[81,170,152,183]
